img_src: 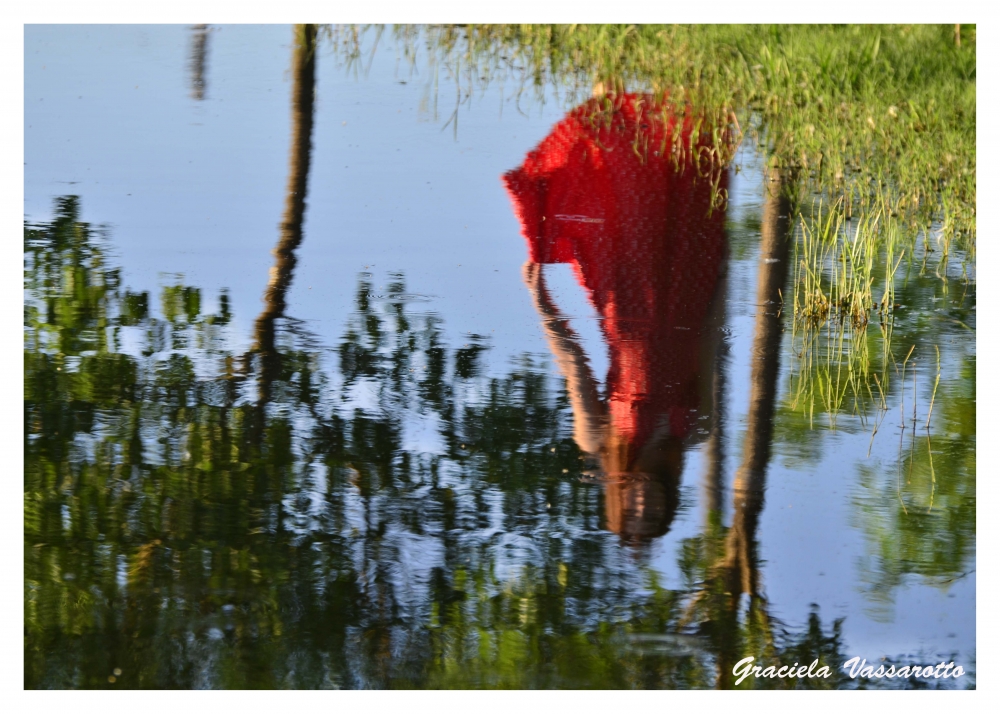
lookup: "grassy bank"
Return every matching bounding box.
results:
[385,24,976,255]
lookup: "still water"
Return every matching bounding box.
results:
[24,25,976,689]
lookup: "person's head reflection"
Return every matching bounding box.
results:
[505,92,729,544]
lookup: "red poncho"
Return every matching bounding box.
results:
[504,94,728,450]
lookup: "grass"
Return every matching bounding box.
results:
[791,192,907,330]
[328,24,975,257]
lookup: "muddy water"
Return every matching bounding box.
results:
[24,25,975,689]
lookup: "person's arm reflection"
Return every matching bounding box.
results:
[523,256,686,542]
[522,260,606,455]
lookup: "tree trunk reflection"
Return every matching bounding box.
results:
[253,24,317,405]
[712,166,794,687]
[188,25,210,100]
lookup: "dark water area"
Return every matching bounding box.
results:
[24,25,975,689]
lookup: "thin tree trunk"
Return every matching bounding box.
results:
[703,278,729,521]
[188,25,210,100]
[722,165,793,597]
[714,166,794,687]
[253,24,317,404]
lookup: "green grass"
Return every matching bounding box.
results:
[791,191,910,329]
[329,24,975,253]
[425,25,974,252]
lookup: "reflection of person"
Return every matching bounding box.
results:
[505,93,729,542]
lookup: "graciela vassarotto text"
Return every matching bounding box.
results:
[733,656,967,685]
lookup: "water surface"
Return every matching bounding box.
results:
[24,25,976,689]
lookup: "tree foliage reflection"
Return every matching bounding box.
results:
[25,196,871,689]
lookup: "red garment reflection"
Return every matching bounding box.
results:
[504,94,728,454]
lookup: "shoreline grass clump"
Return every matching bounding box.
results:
[792,191,908,332]
[784,198,973,430]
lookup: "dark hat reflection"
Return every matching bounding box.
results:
[601,432,684,544]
